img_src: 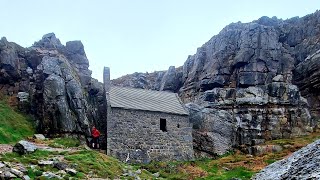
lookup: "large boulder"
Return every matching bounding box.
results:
[252,139,320,179]
[13,140,37,155]
[186,103,234,156]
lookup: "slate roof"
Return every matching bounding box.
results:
[110,86,189,115]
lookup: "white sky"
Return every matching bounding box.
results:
[1,0,319,81]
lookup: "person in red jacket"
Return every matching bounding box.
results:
[91,126,101,149]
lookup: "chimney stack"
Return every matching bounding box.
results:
[103,67,111,98]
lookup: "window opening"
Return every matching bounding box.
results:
[160,118,167,132]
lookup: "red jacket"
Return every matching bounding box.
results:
[92,128,101,138]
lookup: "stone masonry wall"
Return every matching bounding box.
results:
[107,108,193,163]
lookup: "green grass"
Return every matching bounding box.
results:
[49,137,80,148]
[64,150,125,178]
[0,100,35,144]
[0,150,59,164]
[0,149,129,179]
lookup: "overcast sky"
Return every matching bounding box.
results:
[1,0,319,81]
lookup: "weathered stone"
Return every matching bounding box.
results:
[33,134,46,140]
[65,168,77,175]
[23,175,31,180]
[10,168,24,177]
[13,140,37,155]
[0,162,5,168]
[249,145,282,156]
[153,172,160,178]
[272,75,284,82]
[38,160,54,166]
[253,139,320,179]
[53,162,68,170]
[42,171,62,179]
[186,103,234,156]
[3,171,16,178]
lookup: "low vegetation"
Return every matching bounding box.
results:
[0,99,34,144]
[141,132,320,180]
[0,150,128,179]
[48,137,81,148]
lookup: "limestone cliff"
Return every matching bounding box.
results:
[112,11,320,156]
[0,33,107,138]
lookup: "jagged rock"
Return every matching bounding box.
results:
[53,162,68,170]
[0,162,5,168]
[110,11,320,155]
[160,66,182,92]
[294,50,320,119]
[272,75,284,82]
[135,169,141,174]
[252,139,320,179]
[15,164,27,173]
[153,172,160,178]
[248,145,282,155]
[56,170,66,175]
[0,33,107,143]
[2,171,17,178]
[10,168,24,177]
[65,168,77,175]
[38,160,54,165]
[33,33,63,49]
[186,103,234,156]
[42,172,62,179]
[33,134,46,140]
[13,141,37,155]
[22,175,31,180]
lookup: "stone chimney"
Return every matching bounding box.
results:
[103,67,111,99]
[103,67,111,154]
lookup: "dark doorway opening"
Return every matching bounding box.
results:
[160,118,167,132]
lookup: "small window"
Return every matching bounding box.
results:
[160,118,167,132]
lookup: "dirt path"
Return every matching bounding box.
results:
[0,141,85,155]
[0,144,13,154]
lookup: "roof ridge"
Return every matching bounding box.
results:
[111,85,178,95]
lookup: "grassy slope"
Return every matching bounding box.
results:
[0,99,34,144]
[0,150,128,179]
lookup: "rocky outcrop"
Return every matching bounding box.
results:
[111,66,183,93]
[112,11,320,155]
[0,33,107,138]
[293,50,320,123]
[186,103,234,156]
[252,139,320,179]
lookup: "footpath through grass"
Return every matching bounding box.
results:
[0,99,34,144]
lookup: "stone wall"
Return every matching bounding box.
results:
[107,108,193,163]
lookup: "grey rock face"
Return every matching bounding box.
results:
[186,103,234,156]
[0,33,107,140]
[13,140,37,155]
[252,139,320,180]
[112,11,320,155]
[294,50,320,120]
